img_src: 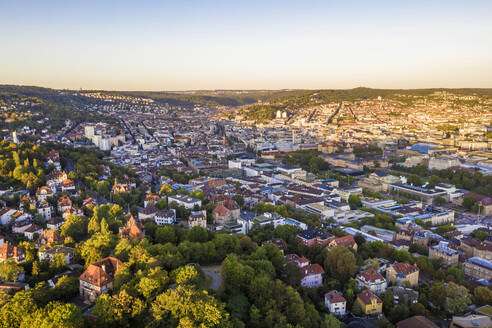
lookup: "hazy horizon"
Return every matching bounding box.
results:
[1,0,492,90]
[4,84,492,93]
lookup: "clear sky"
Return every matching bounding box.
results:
[1,0,491,90]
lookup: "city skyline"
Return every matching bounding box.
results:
[1,0,492,90]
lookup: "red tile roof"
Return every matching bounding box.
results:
[79,257,123,287]
[325,290,346,304]
[357,290,382,305]
[301,263,324,277]
[390,262,419,276]
[357,268,385,283]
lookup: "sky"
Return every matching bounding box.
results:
[1,0,491,91]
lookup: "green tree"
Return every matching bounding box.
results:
[462,196,477,210]
[383,290,394,314]
[474,286,492,306]
[155,198,167,210]
[407,174,423,186]
[155,226,176,244]
[324,313,342,328]
[410,302,427,316]
[20,302,84,328]
[446,267,464,283]
[0,290,37,328]
[173,266,199,285]
[18,241,36,262]
[137,277,160,300]
[351,300,363,316]
[188,226,209,243]
[390,304,409,323]
[429,282,446,310]
[324,246,357,282]
[87,215,101,235]
[348,194,362,210]
[471,229,489,241]
[445,282,471,314]
[0,259,24,281]
[60,214,86,240]
[93,290,145,327]
[433,196,446,206]
[151,285,230,327]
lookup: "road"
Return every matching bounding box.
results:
[202,265,222,291]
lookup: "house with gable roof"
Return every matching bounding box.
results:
[79,257,123,301]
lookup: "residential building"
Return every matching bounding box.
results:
[356,268,387,294]
[386,262,419,286]
[356,290,383,315]
[429,241,459,266]
[460,193,492,216]
[57,196,72,213]
[388,286,419,307]
[463,257,492,282]
[327,235,358,251]
[155,209,176,225]
[79,257,123,301]
[46,217,64,230]
[0,243,25,263]
[36,186,53,202]
[138,205,158,221]
[24,224,43,240]
[168,195,202,209]
[297,227,334,247]
[460,237,492,260]
[212,204,232,225]
[263,238,287,253]
[38,245,75,264]
[284,254,310,268]
[324,290,346,315]
[144,194,160,208]
[188,210,207,229]
[300,263,324,287]
[35,229,64,247]
[37,200,53,221]
[450,315,492,328]
[396,316,438,328]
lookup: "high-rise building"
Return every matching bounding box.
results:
[84,125,95,139]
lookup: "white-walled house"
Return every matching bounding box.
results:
[325,290,347,315]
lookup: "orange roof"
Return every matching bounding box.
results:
[357,268,385,283]
[390,262,419,276]
[212,204,230,217]
[302,264,324,277]
[120,216,144,241]
[145,194,160,201]
[61,179,74,187]
[36,186,52,195]
[325,290,346,304]
[79,257,122,287]
[58,196,72,207]
[0,243,24,260]
[331,235,357,248]
[357,290,382,305]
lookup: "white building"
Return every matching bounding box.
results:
[155,209,176,225]
[167,195,202,209]
[324,290,347,315]
[84,125,95,139]
[428,156,461,170]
